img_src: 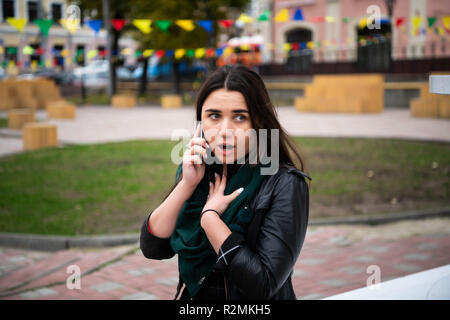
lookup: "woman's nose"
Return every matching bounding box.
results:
[218,119,234,138]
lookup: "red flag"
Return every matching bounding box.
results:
[155,50,165,58]
[219,20,233,29]
[291,43,299,50]
[206,48,215,57]
[111,19,126,31]
[395,17,405,28]
[310,16,325,23]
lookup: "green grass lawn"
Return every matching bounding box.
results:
[0,118,7,128]
[0,137,449,236]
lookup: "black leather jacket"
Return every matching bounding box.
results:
[140,163,311,300]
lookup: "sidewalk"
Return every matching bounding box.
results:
[1,218,449,300]
[1,106,449,157]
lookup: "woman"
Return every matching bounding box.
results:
[140,64,311,300]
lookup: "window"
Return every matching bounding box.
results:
[2,0,15,20]
[27,1,38,23]
[51,3,62,23]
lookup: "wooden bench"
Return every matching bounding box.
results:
[46,100,77,119]
[161,94,182,109]
[8,108,35,129]
[22,123,58,151]
[112,94,136,108]
[295,74,384,113]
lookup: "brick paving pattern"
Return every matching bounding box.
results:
[1,219,449,300]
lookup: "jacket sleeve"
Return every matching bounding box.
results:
[214,172,309,299]
[140,211,176,260]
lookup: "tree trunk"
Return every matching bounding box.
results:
[139,57,148,97]
[173,58,180,95]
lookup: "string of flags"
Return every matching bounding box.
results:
[4,11,450,36]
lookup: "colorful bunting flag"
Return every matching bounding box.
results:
[443,16,450,30]
[412,16,422,35]
[155,20,172,32]
[176,20,195,31]
[219,20,233,29]
[34,19,53,36]
[237,13,253,24]
[60,18,79,34]
[22,45,34,55]
[111,19,126,31]
[87,19,102,34]
[175,49,186,59]
[427,17,436,28]
[7,18,27,32]
[195,48,206,59]
[133,19,152,34]
[143,49,154,57]
[155,50,165,58]
[258,10,271,22]
[293,8,303,21]
[395,17,405,28]
[274,8,289,22]
[197,20,213,32]
[325,16,336,23]
[87,49,98,59]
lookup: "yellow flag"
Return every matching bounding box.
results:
[412,16,422,35]
[45,59,52,68]
[176,20,195,31]
[443,16,450,30]
[60,18,79,34]
[307,41,315,49]
[121,48,132,55]
[283,43,291,51]
[133,19,152,34]
[195,48,206,59]
[240,44,250,51]
[61,49,70,57]
[143,49,154,57]
[224,47,233,57]
[274,9,289,22]
[237,13,253,24]
[7,18,27,32]
[0,46,4,55]
[358,18,367,29]
[325,16,336,23]
[175,49,186,59]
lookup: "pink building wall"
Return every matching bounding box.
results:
[272,0,450,63]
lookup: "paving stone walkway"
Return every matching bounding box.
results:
[1,218,449,300]
[1,106,449,157]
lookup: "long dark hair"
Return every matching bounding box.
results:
[161,64,309,201]
[195,64,307,173]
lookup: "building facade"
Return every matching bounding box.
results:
[0,0,136,72]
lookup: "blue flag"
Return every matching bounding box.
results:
[197,20,213,32]
[88,20,102,34]
[293,8,304,21]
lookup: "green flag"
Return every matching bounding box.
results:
[258,10,271,21]
[34,19,53,36]
[155,20,172,32]
[428,17,437,28]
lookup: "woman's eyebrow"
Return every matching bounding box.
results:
[204,108,249,113]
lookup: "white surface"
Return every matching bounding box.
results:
[324,264,450,300]
[429,75,450,95]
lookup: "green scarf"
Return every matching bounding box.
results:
[170,162,268,298]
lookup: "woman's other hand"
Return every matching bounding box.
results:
[201,165,244,221]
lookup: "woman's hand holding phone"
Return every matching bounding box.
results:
[181,123,209,190]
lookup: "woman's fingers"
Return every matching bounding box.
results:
[194,122,201,138]
[184,154,202,165]
[226,187,244,201]
[190,145,206,159]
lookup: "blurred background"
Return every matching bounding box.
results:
[0,0,449,300]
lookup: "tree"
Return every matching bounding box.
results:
[129,0,250,96]
[76,0,250,97]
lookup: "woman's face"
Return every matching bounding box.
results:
[201,88,253,164]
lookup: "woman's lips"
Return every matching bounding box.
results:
[218,145,235,155]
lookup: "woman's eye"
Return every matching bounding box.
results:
[209,113,219,120]
[236,115,247,121]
